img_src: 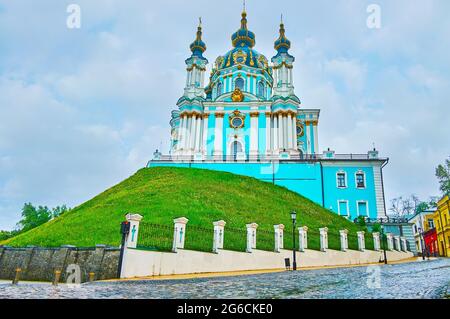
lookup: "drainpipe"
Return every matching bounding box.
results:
[320,162,325,207]
[380,158,389,217]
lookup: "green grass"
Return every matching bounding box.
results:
[1,167,367,249]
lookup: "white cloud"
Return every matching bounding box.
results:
[1,0,450,230]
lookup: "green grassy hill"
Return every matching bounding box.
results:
[1,167,367,249]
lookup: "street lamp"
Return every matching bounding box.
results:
[290,211,297,271]
[418,227,425,260]
[381,225,387,265]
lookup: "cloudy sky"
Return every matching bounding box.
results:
[0,0,449,230]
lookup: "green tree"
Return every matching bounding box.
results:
[16,203,52,232]
[436,157,450,196]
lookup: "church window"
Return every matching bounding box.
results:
[257,81,265,98]
[337,171,347,188]
[355,172,366,188]
[217,82,223,96]
[235,77,245,91]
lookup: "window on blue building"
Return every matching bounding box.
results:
[338,201,349,217]
[217,82,223,96]
[257,81,265,98]
[337,172,347,188]
[235,78,245,91]
[357,201,368,217]
[356,172,365,188]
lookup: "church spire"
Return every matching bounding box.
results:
[190,17,207,58]
[274,14,291,54]
[231,2,255,48]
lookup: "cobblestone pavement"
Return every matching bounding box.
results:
[1,258,449,299]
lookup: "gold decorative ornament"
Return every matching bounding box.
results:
[296,122,305,137]
[215,112,225,118]
[233,49,248,65]
[231,88,244,102]
[229,110,246,129]
[250,112,259,117]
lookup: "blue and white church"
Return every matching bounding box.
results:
[148,10,388,220]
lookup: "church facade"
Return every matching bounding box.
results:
[148,10,388,220]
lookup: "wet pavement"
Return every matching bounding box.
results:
[0,258,449,299]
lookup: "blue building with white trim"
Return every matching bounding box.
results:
[148,9,389,220]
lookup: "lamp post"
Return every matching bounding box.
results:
[290,211,297,271]
[418,227,425,260]
[381,225,387,265]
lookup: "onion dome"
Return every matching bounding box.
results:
[189,18,206,58]
[274,20,291,54]
[231,10,255,48]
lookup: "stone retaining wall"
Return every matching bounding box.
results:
[121,247,414,278]
[0,245,120,283]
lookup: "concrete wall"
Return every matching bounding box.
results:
[0,245,120,282]
[121,247,413,278]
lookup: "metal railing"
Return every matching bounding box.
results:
[150,153,387,164]
[184,225,214,253]
[136,222,173,252]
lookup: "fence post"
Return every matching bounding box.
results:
[274,224,284,252]
[373,232,381,251]
[213,220,226,253]
[125,213,143,248]
[298,226,308,252]
[172,217,189,252]
[357,231,365,251]
[394,235,401,251]
[386,233,394,251]
[339,229,348,251]
[319,227,328,252]
[246,223,258,253]
[400,237,407,252]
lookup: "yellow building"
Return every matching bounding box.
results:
[433,195,450,257]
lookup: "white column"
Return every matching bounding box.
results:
[278,113,283,151]
[202,114,209,153]
[283,114,288,150]
[186,115,192,151]
[194,115,201,151]
[373,232,381,251]
[178,115,186,150]
[340,229,348,252]
[357,231,366,251]
[213,220,226,253]
[172,217,189,252]
[250,113,258,157]
[213,113,224,156]
[292,115,297,150]
[274,224,284,252]
[287,113,293,150]
[320,227,328,252]
[265,113,271,155]
[273,115,279,151]
[246,223,258,253]
[313,122,319,154]
[305,121,311,154]
[190,115,197,150]
[125,213,143,249]
[298,226,308,252]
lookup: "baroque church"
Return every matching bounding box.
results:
[170,10,318,159]
[149,9,388,221]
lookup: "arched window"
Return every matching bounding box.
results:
[257,81,265,98]
[216,82,223,96]
[235,78,245,91]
